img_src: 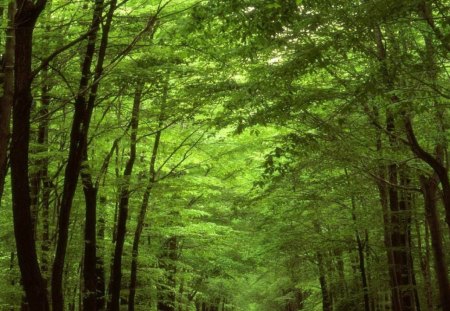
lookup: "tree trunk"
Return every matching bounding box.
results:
[356,229,370,311]
[107,80,142,311]
[51,1,104,309]
[97,196,107,310]
[372,22,417,310]
[82,165,98,311]
[390,167,415,311]
[404,116,450,232]
[11,1,49,309]
[39,62,51,287]
[90,141,120,311]
[420,175,450,310]
[347,169,370,311]
[416,217,433,311]
[317,252,332,311]
[128,84,163,311]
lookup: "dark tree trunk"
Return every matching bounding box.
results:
[51,0,105,309]
[82,166,98,311]
[356,231,370,311]
[371,22,417,311]
[11,1,49,310]
[407,196,421,311]
[127,182,155,311]
[317,252,332,311]
[390,166,415,311]
[416,218,433,311]
[92,141,119,311]
[347,169,370,311]
[38,62,51,286]
[29,154,41,238]
[373,129,396,311]
[386,114,402,311]
[97,196,107,310]
[373,114,416,311]
[420,175,450,311]
[107,80,142,311]
[29,68,51,242]
[129,84,162,310]
[404,117,450,233]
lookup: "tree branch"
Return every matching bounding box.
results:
[32,28,95,79]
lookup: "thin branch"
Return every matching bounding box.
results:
[31,28,95,79]
[365,171,422,193]
[158,129,207,181]
[156,126,203,175]
[94,125,130,188]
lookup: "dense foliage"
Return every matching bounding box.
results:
[0,0,450,310]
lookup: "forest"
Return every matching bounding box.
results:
[1,0,450,310]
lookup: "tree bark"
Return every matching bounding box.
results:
[404,116,450,232]
[416,218,433,311]
[391,167,415,311]
[355,223,370,311]
[107,80,143,311]
[11,1,49,309]
[317,252,332,311]
[82,163,98,311]
[346,169,370,311]
[128,84,164,311]
[372,23,417,310]
[38,62,51,286]
[97,196,107,310]
[51,1,105,309]
[419,175,450,311]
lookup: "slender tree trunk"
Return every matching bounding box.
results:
[39,62,51,287]
[11,1,49,309]
[82,162,98,311]
[346,169,370,311]
[90,140,121,311]
[317,252,332,311]
[29,69,51,241]
[392,168,415,311]
[404,117,450,232]
[386,113,402,311]
[356,227,370,311]
[128,85,163,311]
[51,0,105,309]
[375,152,395,311]
[107,80,142,311]
[416,217,433,311]
[97,196,107,310]
[29,2,52,243]
[406,195,421,311]
[372,23,417,310]
[29,153,41,238]
[127,168,157,311]
[127,174,156,311]
[367,101,398,311]
[419,175,450,310]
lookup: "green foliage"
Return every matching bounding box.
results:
[1,0,450,310]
